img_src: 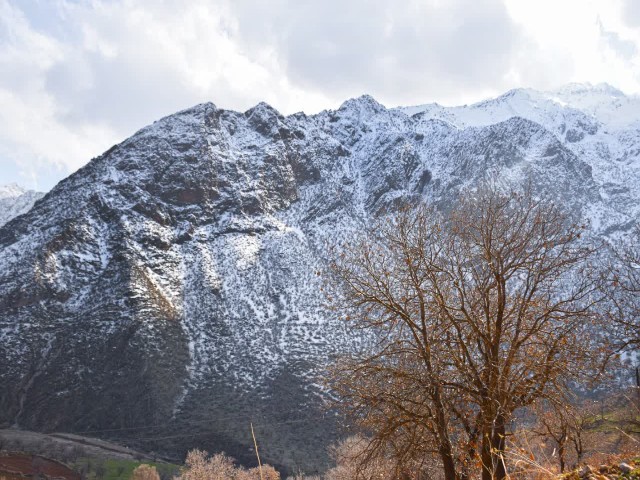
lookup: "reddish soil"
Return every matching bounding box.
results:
[0,453,80,480]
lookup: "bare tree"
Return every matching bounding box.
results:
[176,450,280,480]
[607,228,640,349]
[530,399,595,472]
[131,464,161,480]
[329,184,605,480]
[323,436,396,480]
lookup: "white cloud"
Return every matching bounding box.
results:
[503,0,640,93]
[0,0,639,190]
[227,0,525,106]
[622,0,640,27]
[0,0,332,189]
[0,0,117,190]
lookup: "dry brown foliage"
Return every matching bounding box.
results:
[131,464,160,480]
[330,183,607,480]
[607,227,640,351]
[323,436,396,480]
[502,389,640,479]
[526,399,599,473]
[176,449,280,480]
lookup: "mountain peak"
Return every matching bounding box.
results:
[165,101,218,119]
[552,82,625,97]
[476,87,534,107]
[0,184,44,227]
[338,94,386,114]
[0,183,26,199]
[245,101,282,118]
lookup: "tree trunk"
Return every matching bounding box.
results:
[493,414,507,480]
[434,402,459,480]
[438,441,459,480]
[635,366,640,410]
[431,375,460,480]
[559,443,566,473]
[481,431,493,480]
[480,415,507,480]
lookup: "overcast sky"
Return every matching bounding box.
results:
[1,0,640,191]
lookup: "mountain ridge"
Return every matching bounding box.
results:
[0,84,638,473]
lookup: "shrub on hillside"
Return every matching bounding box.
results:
[177,449,279,480]
[323,436,395,480]
[131,464,161,480]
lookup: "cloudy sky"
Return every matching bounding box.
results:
[1,0,640,191]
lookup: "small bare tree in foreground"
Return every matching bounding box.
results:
[608,228,640,350]
[177,449,279,480]
[131,464,161,480]
[323,436,396,480]
[603,228,640,405]
[330,184,605,480]
[529,399,595,472]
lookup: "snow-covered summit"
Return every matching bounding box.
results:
[0,183,28,199]
[0,183,44,227]
[547,83,640,129]
[397,83,640,130]
[338,94,387,115]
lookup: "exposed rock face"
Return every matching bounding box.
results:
[0,83,639,473]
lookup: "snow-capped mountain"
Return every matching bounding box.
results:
[0,184,44,227]
[398,82,640,235]
[0,83,638,472]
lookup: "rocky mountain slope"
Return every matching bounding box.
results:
[0,83,638,473]
[0,184,45,228]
